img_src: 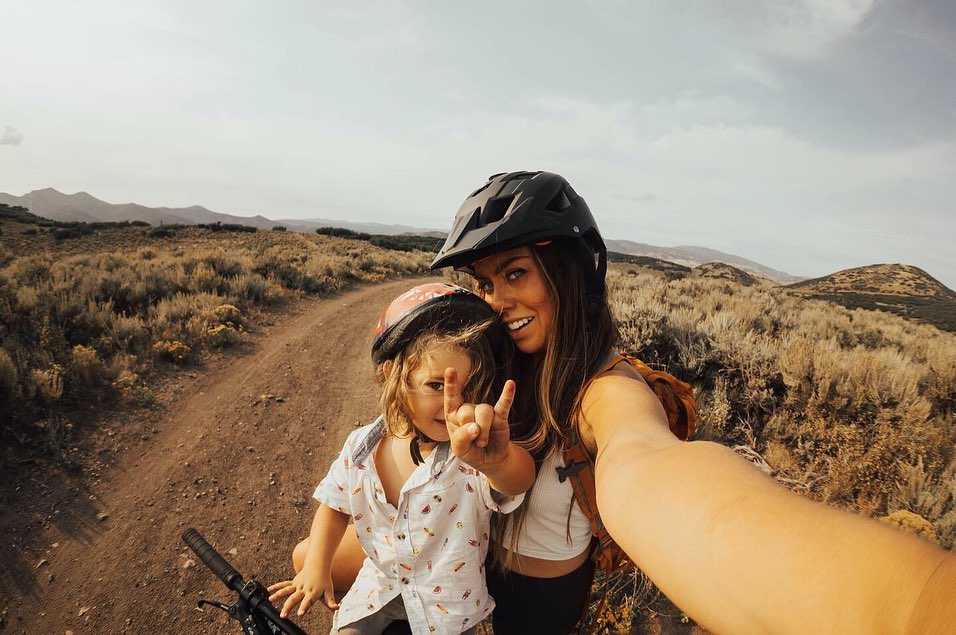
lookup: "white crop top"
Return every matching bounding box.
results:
[501,450,593,560]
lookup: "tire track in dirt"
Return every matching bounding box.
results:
[5,275,440,634]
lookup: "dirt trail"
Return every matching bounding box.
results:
[2,276,438,634]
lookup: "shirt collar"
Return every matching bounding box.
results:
[352,416,451,477]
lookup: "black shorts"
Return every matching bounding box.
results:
[486,555,595,635]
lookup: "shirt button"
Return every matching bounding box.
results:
[402,577,410,585]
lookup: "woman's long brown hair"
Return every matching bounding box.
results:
[490,238,620,572]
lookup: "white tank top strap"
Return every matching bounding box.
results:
[502,450,593,560]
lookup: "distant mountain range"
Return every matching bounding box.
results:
[0,188,427,237]
[0,187,850,285]
[605,239,801,284]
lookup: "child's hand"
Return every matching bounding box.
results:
[444,368,516,471]
[267,567,339,618]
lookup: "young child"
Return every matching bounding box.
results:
[268,283,535,635]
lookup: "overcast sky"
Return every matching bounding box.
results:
[2,0,954,287]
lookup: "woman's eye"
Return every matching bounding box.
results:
[506,268,525,281]
[425,381,444,391]
[476,280,493,294]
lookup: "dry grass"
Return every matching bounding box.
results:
[0,224,431,455]
[608,267,955,543]
[595,267,955,631]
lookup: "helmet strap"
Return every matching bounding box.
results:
[409,429,436,465]
[584,248,608,333]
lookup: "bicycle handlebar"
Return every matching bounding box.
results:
[183,527,244,592]
[182,528,307,635]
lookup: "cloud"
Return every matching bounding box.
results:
[1,125,23,145]
[718,0,875,58]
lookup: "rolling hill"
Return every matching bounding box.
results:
[787,264,956,332]
[691,261,764,286]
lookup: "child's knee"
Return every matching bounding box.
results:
[292,538,309,573]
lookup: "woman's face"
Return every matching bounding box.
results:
[470,246,555,356]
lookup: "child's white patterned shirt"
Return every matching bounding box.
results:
[314,418,523,634]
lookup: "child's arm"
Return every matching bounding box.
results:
[479,440,535,496]
[444,372,535,496]
[267,503,350,618]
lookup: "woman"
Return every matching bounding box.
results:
[327,171,954,633]
[430,171,954,634]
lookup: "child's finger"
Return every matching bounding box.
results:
[268,582,294,603]
[474,404,494,448]
[324,588,340,611]
[298,593,314,616]
[267,580,289,594]
[281,591,302,619]
[448,418,480,458]
[494,380,516,423]
[443,367,462,424]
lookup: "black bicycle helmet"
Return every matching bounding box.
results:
[430,171,605,271]
[371,282,499,365]
[431,171,608,328]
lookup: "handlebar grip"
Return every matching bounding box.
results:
[182,528,244,592]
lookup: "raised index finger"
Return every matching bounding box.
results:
[444,367,462,421]
[494,379,516,422]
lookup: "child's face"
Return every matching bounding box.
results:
[406,346,473,442]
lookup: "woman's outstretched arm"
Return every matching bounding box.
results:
[582,372,955,634]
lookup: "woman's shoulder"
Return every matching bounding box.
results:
[595,353,643,381]
[575,354,669,453]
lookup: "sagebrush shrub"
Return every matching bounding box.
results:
[69,344,105,389]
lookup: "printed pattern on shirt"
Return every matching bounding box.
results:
[314,418,522,635]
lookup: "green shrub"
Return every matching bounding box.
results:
[316,226,370,239]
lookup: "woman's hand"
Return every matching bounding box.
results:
[444,368,516,472]
[267,566,339,618]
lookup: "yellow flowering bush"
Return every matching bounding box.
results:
[206,324,241,348]
[213,303,242,326]
[878,510,938,544]
[152,340,191,364]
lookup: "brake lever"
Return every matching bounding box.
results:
[198,597,238,617]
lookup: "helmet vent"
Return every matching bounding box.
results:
[545,188,572,212]
[469,181,493,198]
[481,196,514,225]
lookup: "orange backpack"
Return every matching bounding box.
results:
[558,352,697,630]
